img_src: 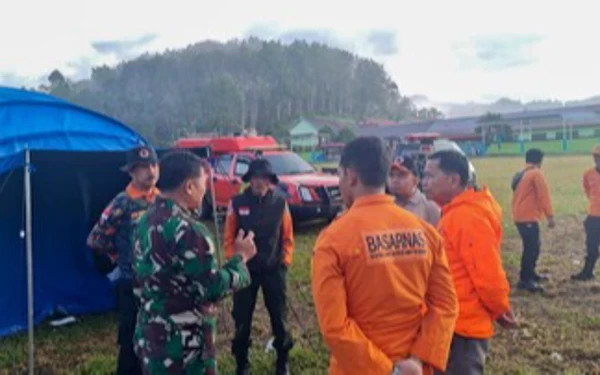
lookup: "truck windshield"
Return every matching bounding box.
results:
[264,153,316,175]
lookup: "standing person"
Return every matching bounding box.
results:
[224,158,295,375]
[511,148,555,292]
[87,145,160,375]
[388,155,441,226]
[422,150,516,375]
[133,150,257,374]
[312,137,458,375]
[572,144,600,281]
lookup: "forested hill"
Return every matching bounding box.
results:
[40,38,416,145]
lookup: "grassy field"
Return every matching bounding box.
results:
[2,155,600,374]
[485,138,599,156]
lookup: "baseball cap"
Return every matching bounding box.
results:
[390,155,418,176]
[120,146,159,172]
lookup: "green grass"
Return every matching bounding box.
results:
[2,155,600,374]
[486,138,599,155]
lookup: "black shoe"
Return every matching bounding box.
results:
[571,271,595,281]
[517,280,544,293]
[236,364,250,375]
[532,272,550,282]
[275,353,290,375]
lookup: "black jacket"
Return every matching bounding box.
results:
[228,188,291,272]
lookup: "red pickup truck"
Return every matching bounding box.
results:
[176,135,343,222]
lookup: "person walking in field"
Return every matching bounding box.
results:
[133,150,257,374]
[388,155,440,226]
[511,148,555,293]
[224,158,295,375]
[572,144,600,281]
[422,150,516,375]
[312,136,458,375]
[87,146,160,375]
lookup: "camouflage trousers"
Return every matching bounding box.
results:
[135,312,218,375]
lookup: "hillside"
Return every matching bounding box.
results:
[39,38,416,145]
[411,95,600,118]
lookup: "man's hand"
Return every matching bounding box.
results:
[235,229,257,263]
[392,357,422,375]
[547,216,556,229]
[496,309,518,329]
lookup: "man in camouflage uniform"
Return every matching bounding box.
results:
[133,150,257,375]
[87,145,160,375]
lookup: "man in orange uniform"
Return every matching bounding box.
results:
[511,148,555,292]
[422,150,515,375]
[312,136,458,375]
[572,144,600,281]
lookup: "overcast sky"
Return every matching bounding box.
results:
[1,0,598,103]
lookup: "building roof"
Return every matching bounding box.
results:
[358,121,432,138]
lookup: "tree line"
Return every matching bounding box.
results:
[39,38,443,145]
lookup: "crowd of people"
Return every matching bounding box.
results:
[86,137,599,375]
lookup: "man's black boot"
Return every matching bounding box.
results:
[275,351,290,375]
[571,257,597,281]
[517,279,544,293]
[233,345,250,375]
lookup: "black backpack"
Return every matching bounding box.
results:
[511,167,534,191]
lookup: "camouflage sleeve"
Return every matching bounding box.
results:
[182,222,251,303]
[86,195,125,258]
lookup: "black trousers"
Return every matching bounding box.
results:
[434,334,489,375]
[516,222,541,282]
[231,267,293,361]
[584,216,600,268]
[116,279,142,375]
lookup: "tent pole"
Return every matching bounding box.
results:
[209,165,223,267]
[25,149,34,375]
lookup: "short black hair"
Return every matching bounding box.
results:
[340,136,392,188]
[525,148,544,164]
[158,150,203,192]
[428,150,469,187]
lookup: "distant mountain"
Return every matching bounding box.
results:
[411,95,600,118]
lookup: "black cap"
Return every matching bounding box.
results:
[390,155,418,176]
[242,158,279,184]
[120,146,158,172]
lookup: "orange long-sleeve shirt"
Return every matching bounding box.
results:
[583,168,600,217]
[312,194,458,375]
[512,164,554,223]
[224,199,294,266]
[440,188,510,339]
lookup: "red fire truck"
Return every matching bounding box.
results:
[176,135,343,221]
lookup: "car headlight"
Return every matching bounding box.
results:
[298,186,313,202]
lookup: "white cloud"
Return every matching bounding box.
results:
[1,0,599,103]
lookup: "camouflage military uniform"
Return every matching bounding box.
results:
[88,184,159,375]
[133,196,251,375]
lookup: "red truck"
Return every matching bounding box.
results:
[176,135,343,222]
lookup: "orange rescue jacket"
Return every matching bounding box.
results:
[312,194,458,375]
[439,187,510,339]
[512,164,553,223]
[583,168,600,216]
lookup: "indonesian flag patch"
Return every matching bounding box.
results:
[238,207,250,216]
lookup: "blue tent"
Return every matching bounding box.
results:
[0,87,149,344]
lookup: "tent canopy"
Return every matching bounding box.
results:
[0,87,148,337]
[0,87,147,174]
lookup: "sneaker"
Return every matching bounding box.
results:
[517,280,544,293]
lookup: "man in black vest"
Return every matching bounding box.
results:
[224,158,295,375]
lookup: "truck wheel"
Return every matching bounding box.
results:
[200,195,213,220]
